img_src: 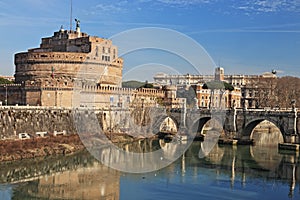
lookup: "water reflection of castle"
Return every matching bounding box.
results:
[5,151,120,200]
[36,163,119,200]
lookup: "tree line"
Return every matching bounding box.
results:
[252,76,300,108]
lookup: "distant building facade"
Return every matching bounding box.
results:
[154,67,277,109]
[192,84,241,109]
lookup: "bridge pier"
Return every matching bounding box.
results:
[280,106,299,143]
[223,109,241,141]
[293,107,298,143]
[278,106,300,151]
[233,106,237,132]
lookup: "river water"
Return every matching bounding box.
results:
[0,140,299,200]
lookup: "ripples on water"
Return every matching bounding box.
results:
[0,139,299,200]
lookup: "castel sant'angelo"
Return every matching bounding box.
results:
[0,21,165,108]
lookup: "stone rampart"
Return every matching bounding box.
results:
[0,107,76,140]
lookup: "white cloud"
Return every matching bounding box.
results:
[234,0,300,13]
[95,4,124,13]
[138,0,300,13]
[135,0,216,9]
[154,0,215,7]
[187,22,300,35]
[157,0,213,5]
[87,1,132,16]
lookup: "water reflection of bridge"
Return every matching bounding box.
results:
[186,142,300,198]
[101,139,300,197]
[1,140,299,199]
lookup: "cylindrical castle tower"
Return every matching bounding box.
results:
[14,26,123,88]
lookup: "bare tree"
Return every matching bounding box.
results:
[275,76,300,108]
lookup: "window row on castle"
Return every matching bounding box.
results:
[102,55,110,62]
[95,46,116,54]
[102,47,115,54]
[25,54,85,60]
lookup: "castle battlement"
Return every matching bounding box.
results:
[64,84,164,97]
[15,52,87,63]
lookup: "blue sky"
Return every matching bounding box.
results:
[0,0,300,79]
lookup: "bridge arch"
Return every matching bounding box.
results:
[190,117,211,134]
[151,114,180,135]
[242,118,285,143]
[190,116,224,135]
[159,116,178,133]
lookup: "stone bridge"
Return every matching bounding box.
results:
[152,108,300,144]
[0,106,299,144]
